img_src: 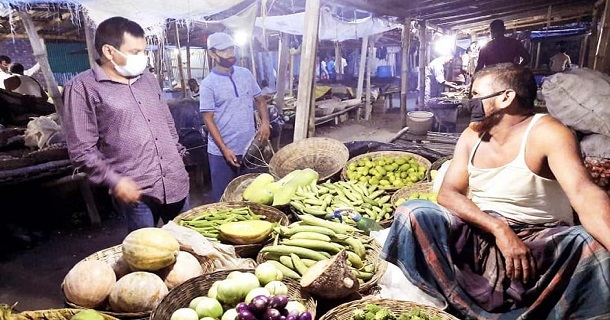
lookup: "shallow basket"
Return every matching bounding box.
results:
[341,151,432,192]
[220,173,265,202]
[15,308,120,320]
[318,297,459,320]
[390,182,434,207]
[269,137,349,181]
[426,156,452,182]
[256,234,388,295]
[150,269,317,320]
[63,245,215,319]
[174,202,290,258]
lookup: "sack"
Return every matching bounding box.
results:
[580,134,610,159]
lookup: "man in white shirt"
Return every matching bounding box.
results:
[4,63,47,98]
[0,55,41,90]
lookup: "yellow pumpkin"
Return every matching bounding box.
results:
[121,228,180,271]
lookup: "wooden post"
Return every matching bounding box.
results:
[400,17,411,128]
[156,33,164,89]
[250,42,258,82]
[356,35,369,99]
[18,10,63,111]
[588,3,601,69]
[335,41,342,80]
[595,0,610,72]
[82,13,97,69]
[580,33,589,67]
[186,28,192,82]
[174,24,186,98]
[293,0,321,141]
[365,35,375,120]
[418,20,427,111]
[534,42,542,69]
[289,53,295,97]
[276,32,290,113]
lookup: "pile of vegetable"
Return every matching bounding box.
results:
[63,228,204,314]
[344,155,428,189]
[393,191,438,207]
[290,180,393,222]
[584,157,610,189]
[169,264,314,320]
[242,169,319,206]
[352,303,442,320]
[178,206,276,244]
[259,214,377,295]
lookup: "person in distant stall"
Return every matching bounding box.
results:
[327,56,336,81]
[199,32,270,202]
[187,78,200,100]
[476,19,531,72]
[549,44,572,73]
[319,56,329,80]
[382,66,610,319]
[0,55,12,89]
[424,55,461,106]
[60,16,190,232]
[4,63,47,99]
[461,42,479,85]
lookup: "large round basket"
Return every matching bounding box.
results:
[14,308,119,320]
[426,156,452,182]
[63,245,215,319]
[173,202,290,258]
[220,173,264,202]
[341,151,432,192]
[390,182,434,207]
[269,137,349,181]
[256,234,387,295]
[150,269,317,320]
[318,297,459,320]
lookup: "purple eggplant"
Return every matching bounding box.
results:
[238,309,256,320]
[268,295,289,310]
[249,295,270,314]
[279,316,287,320]
[298,311,312,320]
[285,309,300,320]
[263,308,282,320]
[236,302,251,313]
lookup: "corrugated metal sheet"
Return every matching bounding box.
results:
[47,42,89,73]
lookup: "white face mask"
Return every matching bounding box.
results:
[111,47,148,77]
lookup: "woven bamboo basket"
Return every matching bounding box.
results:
[269,137,349,181]
[150,269,317,320]
[426,156,452,182]
[256,234,387,295]
[341,151,432,192]
[220,173,264,202]
[14,308,120,320]
[63,245,215,319]
[318,297,459,320]
[174,202,290,258]
[390,182,435,207]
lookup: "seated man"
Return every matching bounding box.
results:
[382,66,610,319]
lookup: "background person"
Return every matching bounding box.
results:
[200,32,270,202]
[549,45,572,73]
[60,16,190,232]
[476,19,531,72]
[4,63,47,98]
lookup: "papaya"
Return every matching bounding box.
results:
[219,220,274,244]
[243,173,275,201]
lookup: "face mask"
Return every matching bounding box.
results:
[467,90,507,122]
[111,47,148,77]
[217,56,236,68]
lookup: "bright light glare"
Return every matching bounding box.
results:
[478,38,490,48]
[234,30,249,47]
[433,35,456,56]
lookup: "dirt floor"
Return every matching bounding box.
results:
[0,105,413,313]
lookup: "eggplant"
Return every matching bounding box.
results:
[298,311,312,320]
[263,308,282,320]
[285,309,300,320]
[249,295,270,314]
[238,309,256,320]
[236,302,251,313]
[268,295,289,310]
[280,316,287,320]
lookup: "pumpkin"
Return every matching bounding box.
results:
[110,255,132,279]
[121,228,180,271]
[108,271,168,312]
[160,251,204,289]
[62,260,116,308]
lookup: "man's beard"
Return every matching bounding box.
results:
[470,108,504,134]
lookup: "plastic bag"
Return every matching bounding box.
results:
[161,221,256,271]
[369,228,447,309]
[23,113,64,149]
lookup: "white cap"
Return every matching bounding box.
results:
[207,32,235,50]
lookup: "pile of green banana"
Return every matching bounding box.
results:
[290,180,394,222]
[259,214,377,286]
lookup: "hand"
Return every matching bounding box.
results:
[256,122,271,142]
[113,177,141,204]
[222,147,240,167]
[494,225,537,283]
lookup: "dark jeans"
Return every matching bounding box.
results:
[209,153,253,202]
[113,195,189,232]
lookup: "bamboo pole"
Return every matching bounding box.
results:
[418,20,426,111]
[356,35,368,99]
[400,17,411,128]
[18,10,63,111]
[82,12,97,69]
[293,0,321,141]
[186,27,192,82]
[580,33,589,67]
[276,32,290,113]
[174,23,186,98]
[534,42,542,69]
[335,41,342,80]
[588,3,601,69]
[289,53,295,97]
[156,33,164,89]
[365,35,375,120]
[596,0,610,72]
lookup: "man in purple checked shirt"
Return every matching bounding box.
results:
[60,17,190,231]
